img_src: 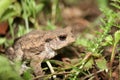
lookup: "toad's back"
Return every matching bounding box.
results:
[13,30,47,53]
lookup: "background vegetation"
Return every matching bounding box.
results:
[0,0,119,80]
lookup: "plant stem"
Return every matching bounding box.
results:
[9,18,14,39]
[25,18,29,33]
[51,0,58,24]
[109,42,117,78]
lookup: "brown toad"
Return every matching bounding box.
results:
[6,27,75,76]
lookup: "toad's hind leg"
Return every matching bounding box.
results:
[14,49,24,61]
[5,47,15,60]
[13,43,24,61]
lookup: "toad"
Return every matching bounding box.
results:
[6,27,75,76]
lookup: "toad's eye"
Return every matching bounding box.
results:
[45,38,52,42]
[58,35,67,41]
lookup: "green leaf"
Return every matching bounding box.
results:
[95,57,108,70]
[22,69,32,80]
[4,39,14,47]
[74,36,92,47]
[1,2,21,21]
[92,53,102,58]
[83,57,94,70]
[105,35,113,43]
[97,0,108,8]
[36,4,44,13]
[0,38,6,44]
[0,56,23,80]
[102,35,113,46]
[114,30,120,44]
[17,25,28,37]
[43,21,56,30]
[0,0,14,19]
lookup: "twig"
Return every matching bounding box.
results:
[83,70,104,80]
[46,60,56,79]
[33,72,72,80]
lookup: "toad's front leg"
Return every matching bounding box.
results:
[30,44,56,76]
[30,58,43,76]
[30,52,47,76]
